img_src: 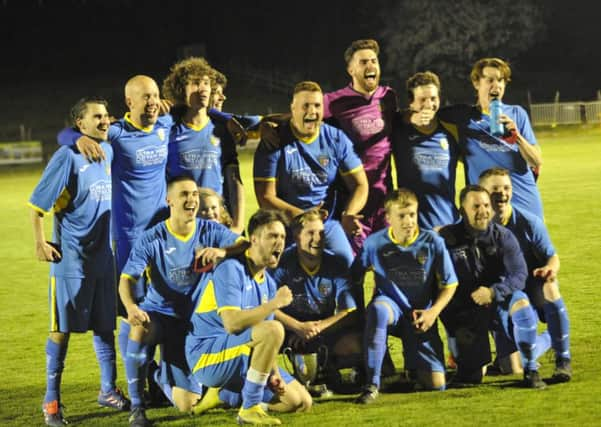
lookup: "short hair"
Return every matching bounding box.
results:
[344,39,380,65]
[478,167,510,182]
[247,209,288,237]
[470,57,512,83]
[406,71,441,103]
[69,97,109,128]
[198,187,233,228]
[290,209,325,236]
[293,81,322,96]
[167,174,197,192]
[162,56,214,105]
[459,185,490,206]
[384,188,418,212]
[212,68,228,89]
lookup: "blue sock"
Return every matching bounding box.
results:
[365,303,389,388]
[125,339,150,408]
[118,320,130,365]
[44,339,68,403]
[532,331,552,361]
[219,388,241,408]
[544,298,571,360]
[93,332,117,393]
[241,368,268,409]
[511,306,538,371]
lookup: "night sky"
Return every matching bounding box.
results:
[1,0,599,141]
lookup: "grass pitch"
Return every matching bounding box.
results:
[0,127,600,426]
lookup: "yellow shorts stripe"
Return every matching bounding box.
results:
[192,343,251,373]
[50,276,58,331]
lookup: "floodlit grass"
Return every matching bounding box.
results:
[1,127,600,426]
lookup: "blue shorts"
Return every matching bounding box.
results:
[372,295,445,374]
[186,329,254,389]
[49,274,116,333]
[148,312,202,394]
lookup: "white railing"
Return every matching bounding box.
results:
[530,101,601,126]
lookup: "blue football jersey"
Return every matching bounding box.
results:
[358,227,458,312]
[188,253,277,339]
[28,143,114,278]
[392,118,460,229]
[253,122,363,216]
[166,119,238,195]
[57,113,174,241]
[121,218,239,319]
[271,248,357,321]
[503,206,556,274]
[440,104,543,219]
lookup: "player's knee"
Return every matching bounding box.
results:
[283,382,312,412]
[543,280,561,302]
[418,370,445,391]
[256,320,285,345]
[171,388,200,412]
[49,331,69,345]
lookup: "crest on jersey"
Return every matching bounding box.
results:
[439,138,449,151]
[416,249,428,265]
[318,155,329,167]
[157,128,166,141]
[318,279,333,297]
[210,135,221,146]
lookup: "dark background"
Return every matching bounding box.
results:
[1,0,599,146]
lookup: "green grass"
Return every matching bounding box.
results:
[1,127,600,426]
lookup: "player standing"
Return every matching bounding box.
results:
[30,97,128,426]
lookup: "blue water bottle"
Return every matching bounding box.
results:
[489,98,504,136]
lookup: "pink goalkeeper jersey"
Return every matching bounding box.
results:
[323,84,398,219]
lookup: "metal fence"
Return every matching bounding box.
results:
[530,101,601,126]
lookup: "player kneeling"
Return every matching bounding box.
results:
[353,189,458,403]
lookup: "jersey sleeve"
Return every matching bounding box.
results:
[214,260,244,313]
[333,275,357,312]
[336,129,363,176]
[492,228,528,301]
[28,147,73,214]
[253,144,280,181]
[121,232,154,281]
[434,236,458,289]
[56,127,81,147]
[199,220,241,249]
[530,216,556,260]
[515,106,537,146]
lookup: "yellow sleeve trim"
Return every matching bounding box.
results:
[253,177,277,182]
[439,281,459,289]
[120,273,138,282]
[27,202,49,216]
[217,306,241,314]
[339,164,364,176]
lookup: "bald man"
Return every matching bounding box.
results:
[56,75,174,395]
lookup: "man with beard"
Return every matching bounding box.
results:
[119,175,247,426]
[56,75,174,370]
[162,57,245,234]
[254,81,368,268]
[186,209,312,425]
[438,185,545,388]
[258,40,397,253]
[352,189,458,404]
[479,168,571,382]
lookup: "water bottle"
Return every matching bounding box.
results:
[489,98,504,137]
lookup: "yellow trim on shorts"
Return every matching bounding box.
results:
[217,306,241,314]
[253,177,277,182]
[50,276,58,331]
[192,343,251,373]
